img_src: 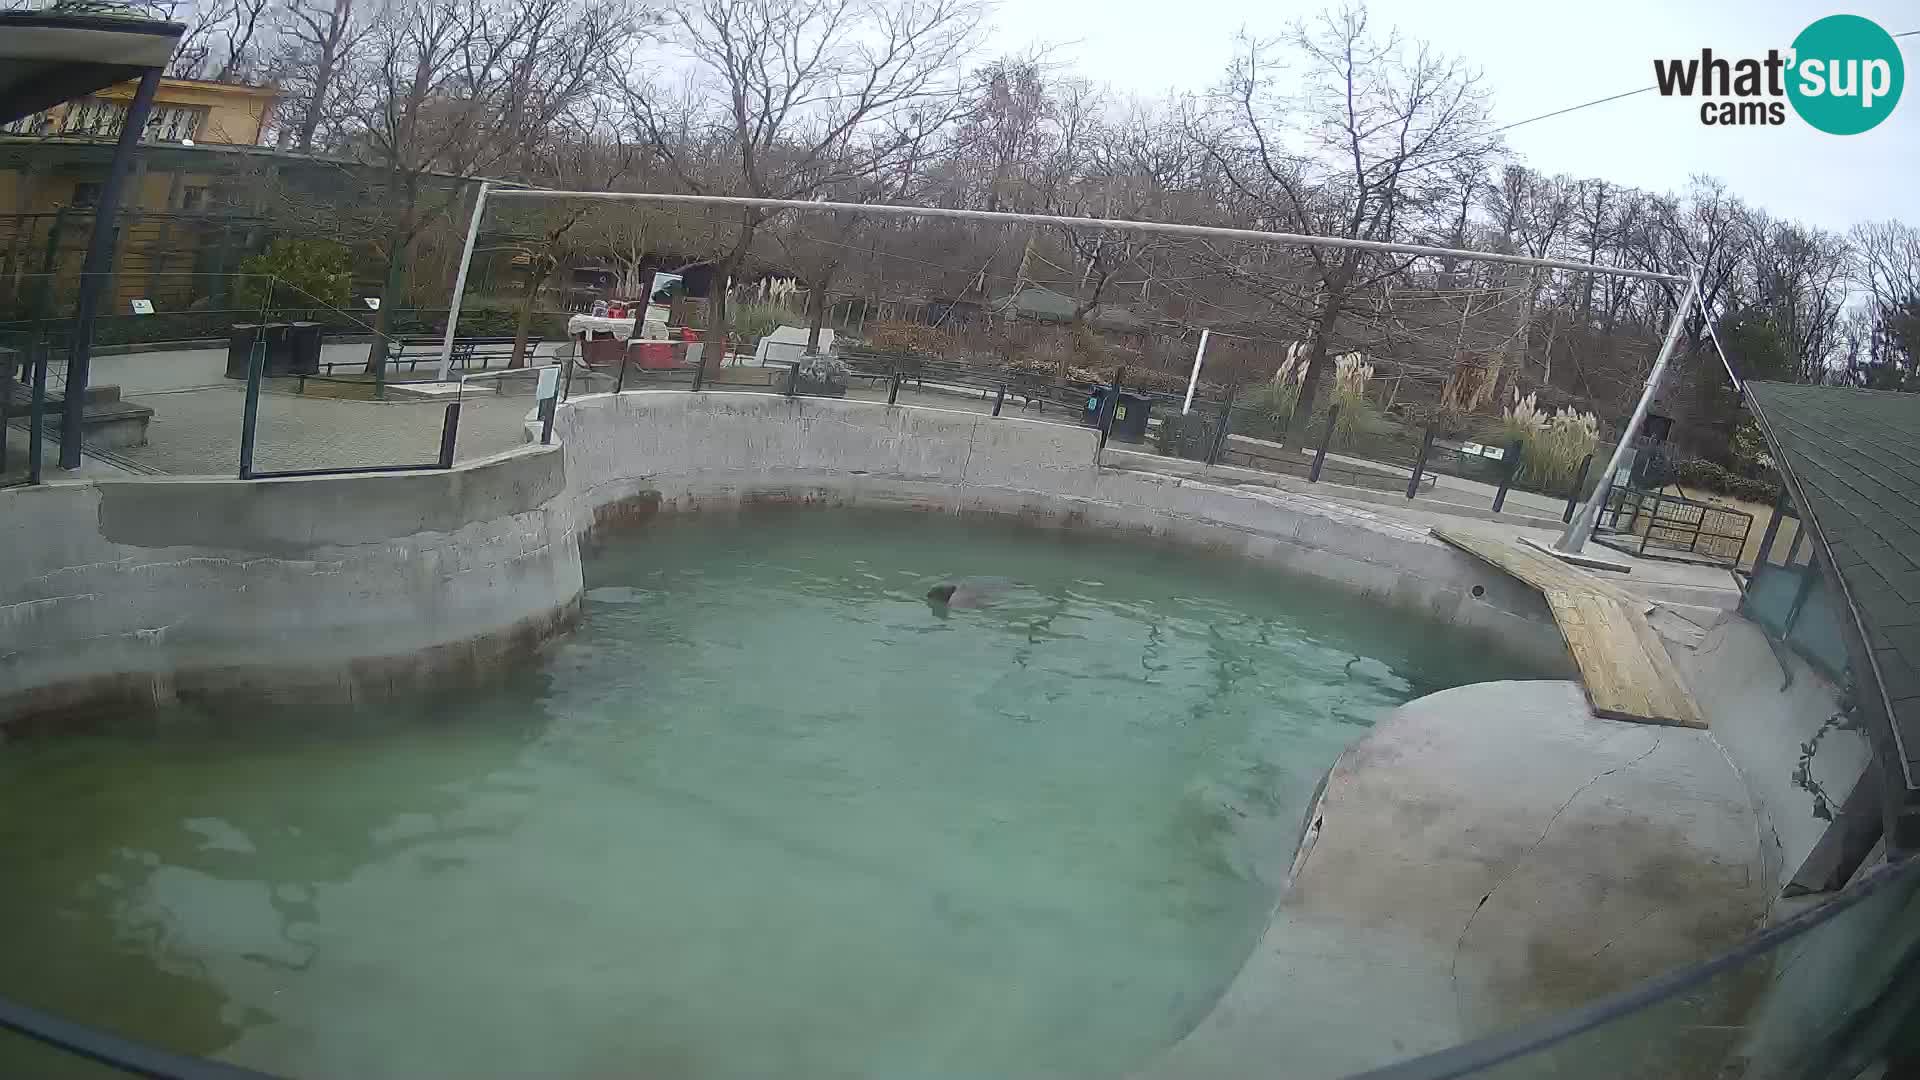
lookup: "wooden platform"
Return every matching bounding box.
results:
[1433,527,1706,729]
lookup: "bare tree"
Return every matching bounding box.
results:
[1849,220,1920,387]
[1193,4,1498,442]
[611,0,984,373]
[271,0,370,151]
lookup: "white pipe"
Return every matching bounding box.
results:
[1182,329,1211,414]
[1556,271,1702,553]
[484,189,1688,285]
[437,181,491,382]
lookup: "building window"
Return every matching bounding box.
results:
[180,186,208,211]
[51,98,208,143]
[147,105,206,143]
[71,182,102,209]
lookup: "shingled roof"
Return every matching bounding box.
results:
[1744,381,1920,852]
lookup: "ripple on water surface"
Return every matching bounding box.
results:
[0,509,1531,1078]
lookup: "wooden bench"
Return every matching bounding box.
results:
[1431,526,1704,729]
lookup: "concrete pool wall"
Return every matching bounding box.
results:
[552,390,1575,676]
[0,447,581,723]
[0,389,1569,722]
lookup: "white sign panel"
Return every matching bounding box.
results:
[535,364,560,402]
[129,299,154,315]
[363,297,382,310]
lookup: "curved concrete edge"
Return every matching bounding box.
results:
[0,444,584,726]
[1139,679,1773,1080]
[3,388,1574,723]
[552,391,1578,678]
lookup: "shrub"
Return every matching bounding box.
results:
[1671,458,1777,504]
[729,301,792,347]
[233,237,353,313]
[1328,352,1376,447]
[1494,390,1600,493]
[864,320,952,355]
[1234,383,1301,441]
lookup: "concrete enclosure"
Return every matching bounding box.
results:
[3,389,1575,722]
[0,446,581,721]
[0,387,1831,1078]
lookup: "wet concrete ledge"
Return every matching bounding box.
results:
[1141,680,1772,1079]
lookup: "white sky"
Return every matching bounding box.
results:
[986,0,1918,234]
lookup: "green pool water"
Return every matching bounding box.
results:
[0,509,1532,1079]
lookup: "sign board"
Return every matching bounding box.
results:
[129,299,154,315]
[363,297,381,310]
[535,364,560,402]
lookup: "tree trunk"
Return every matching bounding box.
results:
[364,233,408,376]
[511,259,552,369]
[1285,282,1348,447]
[805,266,834,352]
[704,217,757,376]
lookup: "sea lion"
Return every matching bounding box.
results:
[926,576,1016,610]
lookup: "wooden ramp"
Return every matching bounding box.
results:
[1433,527,1705,729]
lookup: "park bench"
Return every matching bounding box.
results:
[321,336,541,374]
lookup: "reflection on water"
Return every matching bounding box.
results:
[0,509,1530,1079]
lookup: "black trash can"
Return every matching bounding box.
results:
[1081,384,1152,443]
[287,322,325,375]
[225,323,290,379]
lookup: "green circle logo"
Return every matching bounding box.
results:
[1787,15,1904,134]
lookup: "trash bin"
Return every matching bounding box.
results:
[1081,384,1153,443]
[286,322,325,375]
[225,323,288,379]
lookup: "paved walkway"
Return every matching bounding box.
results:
[64,344,553,476]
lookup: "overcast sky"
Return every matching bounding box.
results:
[987,0,1917,235]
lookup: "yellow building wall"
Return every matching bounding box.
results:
[89,78,278,146]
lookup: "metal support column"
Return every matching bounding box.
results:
[436,181,490,382]
[1558,271,1701,552]
[61,67,162,470]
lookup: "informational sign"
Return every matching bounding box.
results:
[535,364,560,402]
[129,299,154,315]
[364,297,381,310]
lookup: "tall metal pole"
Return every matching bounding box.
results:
[1557,272,1701,554]
[1181,328,1210,415]
[435,181,490,382]
[62,66,162,470]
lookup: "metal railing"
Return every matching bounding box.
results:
[1596,485,1753,567]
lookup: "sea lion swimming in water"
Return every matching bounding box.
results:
[926,576,1016,610]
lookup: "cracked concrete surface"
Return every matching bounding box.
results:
[1140,680,1770,1080]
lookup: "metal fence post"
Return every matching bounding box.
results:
[788,361,802,398]
[1564,454,1594,523]
[1492,438,1524,513]
[0,346,12,477]
[691,353,705,392]
[1206,385,1235,466]
[887,369,902,406]
[615,344,630,394]
[539,396,556,445]
[1753,488,1790,569]
[438,401,461,468]
[561,334,580,402]
[27,341,48,485]
[1097,367,1128,451]
[1405,426,1437,500]
[1638,490,1663,556]
[992,383,1006,416]
[238,336,265,479]
[1310,404,1338,482]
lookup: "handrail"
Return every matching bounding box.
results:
[0,996,281,1080]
